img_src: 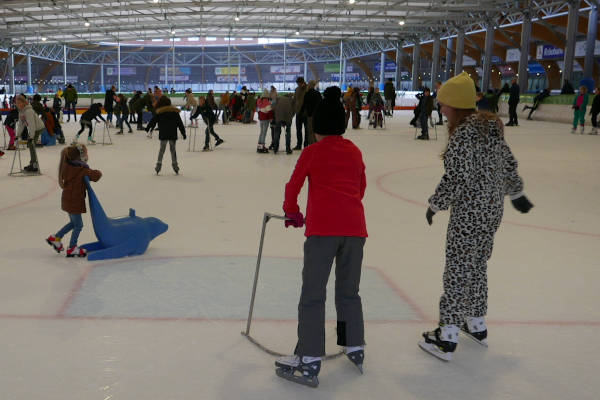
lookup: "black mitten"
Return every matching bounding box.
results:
[511,195,533,213]
[426,207,435,225]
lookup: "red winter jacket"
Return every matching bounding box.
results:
[256,97,274,121]
[283,135,367,237]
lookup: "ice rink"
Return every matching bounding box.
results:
[1,110,599,399]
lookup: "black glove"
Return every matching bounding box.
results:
[182,133,187,140]
[511,195,533,213]
[426,207,435,225]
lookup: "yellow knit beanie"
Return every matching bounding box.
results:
[436,71,477,109]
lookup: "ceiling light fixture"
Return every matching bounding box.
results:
[41,37,47,41]
[295,31,300,35]
[84,21,90,27]
[398,19,405,25]
[171,29,176,35]
[153,0,159,3]
[348,0,356,4]
[235,13,240,21]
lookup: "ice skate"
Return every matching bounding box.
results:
[202,145,212,152]
[345,347,364,374]
[66,246,87,258]
[172,164,179,175]
[215,138,224,147]
[46,235,64,253]
[146,132,153,139]
[72,134,80,144]
[275,355,320,388]
[155,163,161,175]
[580,125,585,135]
[418,327,457,362]
[570,127,576,134]
[461,323,488,347]
[590,127,598,135]
[87,137,96,144]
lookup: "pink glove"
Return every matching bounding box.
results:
[284,212,304,228]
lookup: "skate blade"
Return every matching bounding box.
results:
[460,331,488,347]
[275,368,318,388]
[46,239,63,253]
[418,341,452,362]
[354,363,364,374]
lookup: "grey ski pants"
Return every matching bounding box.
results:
[157,139,177,167]
[295,235,366,357]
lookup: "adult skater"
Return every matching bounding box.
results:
[302,80,322,146]
[589,87,599,135]
[419,72,533,361]
[74,103,106,144]
[522,88,550,120]
[62,84,78,122]
[3,106,18,150]
[416,88,434,140]
[46,144,102,257]
[293,77,308,149]
[384,78,395,116]
[194,96,225,152]
[571,85,589,134]
[115,94,133,134]
[145,96,186,175]
[275,86,367,387]
[104,85,116,126]
[132,89,154,131]
[272,93,295,154]
[184,89,199,127]
[15,94,46,172]
[505,78,520,126]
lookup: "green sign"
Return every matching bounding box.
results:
[324,63,341,73]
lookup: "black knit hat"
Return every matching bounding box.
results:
[313,86,346,136]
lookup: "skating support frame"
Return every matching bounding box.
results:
[8,140,42,177]
[241,212,344,361]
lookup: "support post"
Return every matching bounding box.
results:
[9,46,15,95]
[562,0,580,88]
[227,36,231,91]
[238,53,242,87]
[117,43,121,92]
[445,38,454,80]
[430,36,440,89]
[379,52,385,89]
[411,41,421,90]
[283,36,287,89]
[172,37,175,91]
[482,23,495,90]
[583,4,598,79]
[100,63,105,92]
[304,61,308,80]
[339,40,344,87]
[26,55,33,93]
[63,45,67,87]
[395,43,402,89]
[518,11,532,93]
[454,30,465,75]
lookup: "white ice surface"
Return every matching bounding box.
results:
[0,111,599,399]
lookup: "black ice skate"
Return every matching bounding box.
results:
[418,328,457,362]
[461,324,488,347]
[345,349,364,374]
[275,355,320,388]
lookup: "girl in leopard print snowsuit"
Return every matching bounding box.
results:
[418,72,533,361]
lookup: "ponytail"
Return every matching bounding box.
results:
[58,144,86,188]
[57,147,70,188]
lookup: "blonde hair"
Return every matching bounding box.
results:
[58,144,86,188]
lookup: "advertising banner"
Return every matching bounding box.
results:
[160,67,191,75]
[330,72,360,80]
[106,67,136,76]
[324,63,354,73]
[506,48,521,63]
[270,65,301,74]
[536,45,564,60]
[527,61,545,74]
[462,55,477,66]
[374,61,397,72]
[274,74,299,81]
[214,66,245,75]
[216,75,247,82]
[51,75,78,83]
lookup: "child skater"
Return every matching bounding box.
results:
[46,144,102,257]
[419,71,534,361]
[275,86,368,387]
[194,96,225,152]
[74,103,106,144]
[145,96,186,175]
[571,85,589,134]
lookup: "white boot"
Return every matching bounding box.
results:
[580,125,585,135]
[570,126,576,134]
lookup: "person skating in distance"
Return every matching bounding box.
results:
[419,71,534,362]
[276,86,368,387]
[145,96,186,175]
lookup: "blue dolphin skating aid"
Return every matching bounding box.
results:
[80,176,168,261]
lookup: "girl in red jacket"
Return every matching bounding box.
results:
[275,86,367,387]
[256,89,273,153]
[46,144,102,257]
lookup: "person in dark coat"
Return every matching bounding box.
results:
[522,88,550,120]
[74,103,105,144]
[145,96,186,175]
[128,91,141,123]
[194,96,225,151]
[384,78,396,116]
[416,88,434,140]
[104,85,116,126]
[590,87,600,135]
[302,80,322,146]
[506,78,520,126]
[132,89,154,130]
